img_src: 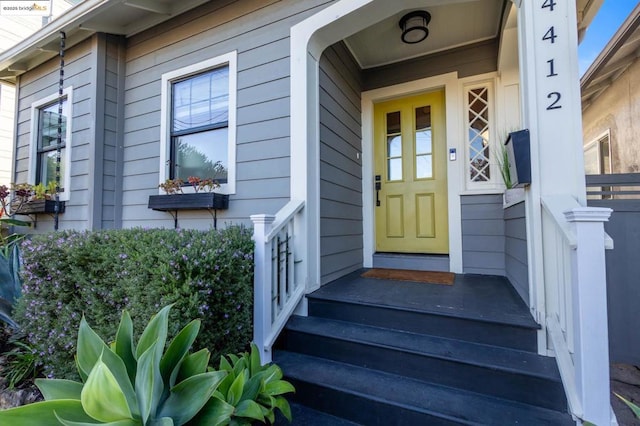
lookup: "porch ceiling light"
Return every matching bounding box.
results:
[399,10,431,44]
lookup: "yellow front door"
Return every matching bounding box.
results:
[374,90,448,254]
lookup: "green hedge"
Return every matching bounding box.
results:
[14,226,254,379]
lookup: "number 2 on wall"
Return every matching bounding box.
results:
[546,92,562,110]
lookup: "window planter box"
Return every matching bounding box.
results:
[148,193,229,211]
[13,200,65,215]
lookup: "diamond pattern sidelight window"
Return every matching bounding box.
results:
[467,87,491,182]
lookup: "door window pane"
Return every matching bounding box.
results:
[415,106,432,179]
[386,111,401,134]
[386,111,402,181]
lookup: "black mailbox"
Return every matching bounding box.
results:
[505,129,531,187]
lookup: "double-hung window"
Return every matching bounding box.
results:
[30,87,73,200]
[160,52,237,193]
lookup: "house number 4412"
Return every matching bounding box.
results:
[542,0,561,110]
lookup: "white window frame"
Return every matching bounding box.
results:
[29,86,73,202]
[461,78,502,192]
[584,130,612,175]
[159,51,237,194]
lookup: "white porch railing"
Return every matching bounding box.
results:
[541,195,614,425]
[251,200,305,364]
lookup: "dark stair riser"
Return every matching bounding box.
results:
[308,298,538,352]
[287,377,465,426]
[283,328,567,411]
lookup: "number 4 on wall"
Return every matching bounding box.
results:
[542,26,557,43]
[542,0,556,11]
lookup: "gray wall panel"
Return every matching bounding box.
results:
[363,39,498,91]
[504,201,528,305]
[14,37,96,231]
[461,194,505,276]
[120,0,335,228]
[588,198,640,365]
[319,42,363,284]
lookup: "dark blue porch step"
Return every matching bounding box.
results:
[307,295,539,352]
[275,351,574,426]
[306,272,540,352]
[282,316,566,411]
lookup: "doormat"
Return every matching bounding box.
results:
[361,268,455,285]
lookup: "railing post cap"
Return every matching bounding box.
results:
[250,214,276,225]
[563,207,612,222]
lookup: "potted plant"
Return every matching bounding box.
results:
[9,182,65,216]
[498,137,525,207]
[148,176,229,212]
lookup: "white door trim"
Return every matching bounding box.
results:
[361,72,463,273]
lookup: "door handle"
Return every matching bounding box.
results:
[375,175,381,207]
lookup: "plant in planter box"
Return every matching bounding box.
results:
[9,181,65,215]
[150,175,229,212]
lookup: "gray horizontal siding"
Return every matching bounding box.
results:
[461,194,505,276]
[120,0,335,229]
[101,35,125,230]
[14,37,95,231]
[363,39,499,91]
[319,42,363,284]
[504,201,528,304]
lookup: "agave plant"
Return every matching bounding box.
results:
[0,216,30,328]
[617,393,640,419]
[0,305,227,425]
[190,343,294,425]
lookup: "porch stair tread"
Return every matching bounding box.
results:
[285,315,560,380]
[275,403,362,426]
[309,270,539,329]
[275,351,574,425]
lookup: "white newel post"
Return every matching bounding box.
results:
[565,207,613,425]
[251,214,276,364]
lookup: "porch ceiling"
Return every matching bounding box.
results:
[344,0,504,69]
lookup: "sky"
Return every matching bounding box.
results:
[578,0,639,76]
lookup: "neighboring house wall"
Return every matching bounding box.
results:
[583,58,640,173]
[460,194,505,276]
[0,83,15,187]
[505,201,528,304]
[319,42,363,285]
[120,0,335,229]
[14,37,95,230]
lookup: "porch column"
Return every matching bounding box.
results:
[517,0,587,347]
[518,1,586,200]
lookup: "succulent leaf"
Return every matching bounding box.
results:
[158,371,227,425]
[114,310,137,384]
[0,400,93,425]
[36,378,83,401]
[81,355,134,423]
[160,319,200,385]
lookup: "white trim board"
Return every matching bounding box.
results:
[158,51,237,195]
[29,86,73,202]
